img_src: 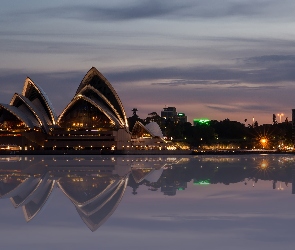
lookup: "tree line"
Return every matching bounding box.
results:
[128,111,293,149]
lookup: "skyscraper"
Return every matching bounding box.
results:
[161,107,177,121]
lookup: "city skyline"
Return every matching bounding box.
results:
[1,0,295,124]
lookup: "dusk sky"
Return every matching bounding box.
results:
[1,0,295,124]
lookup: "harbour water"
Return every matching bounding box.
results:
[0,154,295,249]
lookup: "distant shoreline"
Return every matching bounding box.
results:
[0,149,294,156]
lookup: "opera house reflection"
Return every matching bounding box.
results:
[1,155,295,231]
[0,156,171,231]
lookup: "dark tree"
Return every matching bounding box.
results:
[272,114,277,124]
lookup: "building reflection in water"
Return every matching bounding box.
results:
[0,155,295,231]
[0,156,172,231]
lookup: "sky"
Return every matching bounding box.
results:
[1,0,295,125]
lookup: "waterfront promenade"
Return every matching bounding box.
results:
[0,149,293,155]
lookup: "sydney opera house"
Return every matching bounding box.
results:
[0,67,133,151]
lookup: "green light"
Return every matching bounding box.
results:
[178,187,184,190]
[194,179,210,185]
[178,113,185,116]
[193,119,210,126]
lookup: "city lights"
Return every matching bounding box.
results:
[260,138,268,148]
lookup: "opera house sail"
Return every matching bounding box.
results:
[131,121,166,150]
[0,67,131,151]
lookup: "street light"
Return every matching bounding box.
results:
[277,182,284,191]
[259,138,268,149]
[277,113,284,123]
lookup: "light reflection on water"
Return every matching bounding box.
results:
[0,155,295,249]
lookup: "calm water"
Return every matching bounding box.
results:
[0,154,295,250]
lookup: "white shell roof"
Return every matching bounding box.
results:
[75,67,128,128]
[22,78,57,125]
[10,93,49,133]
[58,95,122,128]
[0,103,35,129]
[78,85,126,127]
[145,122,164,138]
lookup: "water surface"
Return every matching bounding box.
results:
[0,154,294,249]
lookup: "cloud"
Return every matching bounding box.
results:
[107,66,240,84]
[7,0,288,22]
[0,38,101,55]
[1,52,294,108]
[21,1,187,22]
[106,54,295,86]
[206,104,275,114]
[244,55,295,66]
[151,79,241,87]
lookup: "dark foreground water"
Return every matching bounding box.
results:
[0,154,295,250]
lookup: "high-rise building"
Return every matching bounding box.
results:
[161,107,187,123]
[161,107,177,121]
[176,113,187,123]
[292,109,295,145]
